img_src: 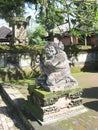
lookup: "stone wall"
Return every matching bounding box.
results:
[70,51,98,72]
[0,51,98,72]
[75,51,98,63]
[0,53,32,69]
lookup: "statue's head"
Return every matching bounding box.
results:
[45,41,64,58]
[45,42,57,58]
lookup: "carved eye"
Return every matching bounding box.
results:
[51,49,54,52]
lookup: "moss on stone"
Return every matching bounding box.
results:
[27,100,43,120]
[28,84,82,99]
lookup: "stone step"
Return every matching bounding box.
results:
[0,83,36,130]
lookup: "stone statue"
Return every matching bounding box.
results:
[36,41,78,92]
[14,16,31,44]
[15,24,28,44]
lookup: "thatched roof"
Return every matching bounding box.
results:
[0,26,12,42]
[0,26,12,39]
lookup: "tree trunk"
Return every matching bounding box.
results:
[84,35,87,46]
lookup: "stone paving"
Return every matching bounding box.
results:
[0,72,98,130]
[0,94,26,130]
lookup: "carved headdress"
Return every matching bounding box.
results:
[45,41,64,53]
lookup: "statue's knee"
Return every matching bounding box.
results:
[46,75,55,86]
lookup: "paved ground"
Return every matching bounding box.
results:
[15,72,98,130]
[33,72,98,130]
[59,72,98,130]
[0,94,26,130]
[1,72,98,130]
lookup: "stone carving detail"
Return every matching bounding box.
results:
[30,89,83,107]
[29,90,83,116]
[15,24,28,44]
[14,16,31,44]
[28,84,85,123]
[36,41,78,92]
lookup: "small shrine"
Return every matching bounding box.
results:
[13,16,31,44]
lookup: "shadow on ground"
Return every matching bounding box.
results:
[0,96,27,130]
[82,87,98,99]
[84,101,98,111]
[82,87,98,111]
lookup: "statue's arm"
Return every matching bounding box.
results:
[44,57,59,66]
[44,53,67,67]
[44,59,53,66]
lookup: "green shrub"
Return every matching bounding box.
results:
[0,44,95,80]
[64,45,80,58]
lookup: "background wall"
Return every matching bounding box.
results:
[0,50,98,80]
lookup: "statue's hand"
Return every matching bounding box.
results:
[44,60,52,66]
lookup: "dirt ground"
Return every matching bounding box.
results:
[74,72,98,89]
[74,72,98,104]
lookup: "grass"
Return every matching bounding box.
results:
[78,45,92,50]
[0,72,90,85]
[72,72,90,76]
[4,78,36,85]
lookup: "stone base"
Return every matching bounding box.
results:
[39,105,87,125]
[28,85,87,125]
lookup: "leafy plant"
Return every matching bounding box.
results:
[28,25,47,44]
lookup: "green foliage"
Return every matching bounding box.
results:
[35,0,65,31]
[0,67,8,72]
[71,66,82,73]
[0,44,93,56]
[64,44,93,59]
[0,0,25,24]
[78,45,92,50]
[71,28,82,38]
[0,44,44,53]
[0,0,97,41]
[64,45,80,59]
[8,78,35,85]
[0,44,44,80]
[0,44,93,55]
[32,0,97,44]
[0,44,95,81]
[73,1,96,36]
[28,25,47,44]
[94,5,98,32]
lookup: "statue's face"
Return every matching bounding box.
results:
[45,45,56,58]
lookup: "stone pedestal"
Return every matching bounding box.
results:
[28,85,87,125]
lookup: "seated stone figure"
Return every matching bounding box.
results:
[36,41,78,92]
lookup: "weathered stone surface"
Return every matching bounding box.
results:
[36,41,78,92]
[28,85,82,107]
[28,85,86,124]
[28,41,86,124]
[13,16,30,44]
